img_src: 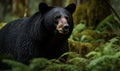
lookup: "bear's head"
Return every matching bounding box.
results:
[39,3,76,37]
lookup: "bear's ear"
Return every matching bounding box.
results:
[65,3,76,14]
[39,3,49,14]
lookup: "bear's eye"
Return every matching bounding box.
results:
[55,15,61,20]
[65,16,69,20]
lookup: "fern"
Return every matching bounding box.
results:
[45,63,81,71]
[86,55,120,71]
[86,51,101,58]
[29,58,51,71]
[3,59,29,71]
[103,37,120,55]
[58,52,80,60]
[96,14,120,36]
[69,23,86,40]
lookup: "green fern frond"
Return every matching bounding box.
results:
[67,57,87,65]
[45,63,81,71]
[103,37,120,55]
[115,52,120,58]
[87,55,120,71]
[70,23,86,40]
[29,58,51,71]
[86,51,101,58]
[58,52,80,60]
[96,15,113,30]
[3,59,29,71]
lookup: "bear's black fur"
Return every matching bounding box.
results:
[0,3,76,65]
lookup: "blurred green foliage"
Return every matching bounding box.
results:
[0,22,7,29]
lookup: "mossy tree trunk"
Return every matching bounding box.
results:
[51,0,62,6]
[12,0,29,17]
[41,0,46,3]
[66,0,111,27]
[0,0,12,22]
[66,0,77,6]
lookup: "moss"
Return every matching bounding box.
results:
[0,22,7,29]
[68,39,95,57]
[66,0,76,6]
[67,0,111,27]
[72,29,100,42]
[87,0,111,26]
[73,2,88,25]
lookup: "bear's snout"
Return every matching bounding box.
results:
[62,24,70,34]
[56,18,70,34]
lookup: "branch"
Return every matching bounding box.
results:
[105,0,120,21]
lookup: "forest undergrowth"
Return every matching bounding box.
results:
[1,14,120,71]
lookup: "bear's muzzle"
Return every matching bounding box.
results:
[56,18,70,34]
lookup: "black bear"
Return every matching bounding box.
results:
[0,3,76,64]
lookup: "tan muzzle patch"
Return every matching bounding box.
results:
[56,18,69,34]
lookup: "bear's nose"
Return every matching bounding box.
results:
[62,24,70,33]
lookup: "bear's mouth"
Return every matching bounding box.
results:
[57,27,69,34]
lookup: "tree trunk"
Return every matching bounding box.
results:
[12,0,28,17]
[87,0,111,26]
[24,0,29,17]
[66,0,111,27]
[51,0,62,6]
[66,0,77,6]
[0,0,12,22]
[41,0,46,3]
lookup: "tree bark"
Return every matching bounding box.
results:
[66,0,111,27]
[41,0,46,3]
[0,0,12,22]
[66,0,77,6]
[51,0,62,6]
[12,0,28,17]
